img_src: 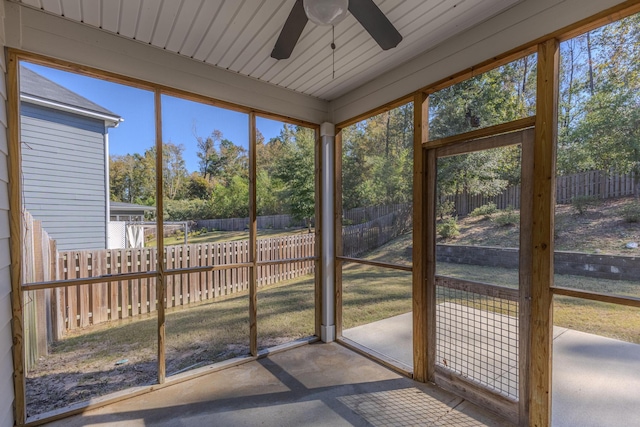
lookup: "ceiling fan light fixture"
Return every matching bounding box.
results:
[303,0,349,26]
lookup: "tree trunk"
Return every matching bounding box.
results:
[385,112,391,157]
[564,40,575,129]
[587,32,595,95]
[520,56,529,115]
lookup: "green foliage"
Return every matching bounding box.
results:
[271,125,316,227]
[429,56,536,141]
[341,103,414,210]
[256,169,282,216]
[429,56,533,207]
[557,14,640,186]
[109,151,155,204]
[571,195,599,215]
[437,217,460,240]
[470,202,498,218]
[620,201,640,223]
[211,175,249,218]
[194,130,248,190]
[494,208,519,227]
[186,173,213,200]
[110,142,188,204]
[436,199,455,219]
[164,199,212,221]
[161,142,189,200]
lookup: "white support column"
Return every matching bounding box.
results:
[320,122,336,342]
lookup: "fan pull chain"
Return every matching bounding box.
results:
[331,25,336,79]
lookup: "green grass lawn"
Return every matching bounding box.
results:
[436,262,640,344]
[147,227,313,247]
[341,263,412,330]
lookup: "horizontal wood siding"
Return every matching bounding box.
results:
[21,103,107,250]
[0,7,15,424]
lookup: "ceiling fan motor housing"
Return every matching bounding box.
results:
[271,0,402,60]
[303,0,349,26]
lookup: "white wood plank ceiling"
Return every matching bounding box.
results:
[17,0,522,100]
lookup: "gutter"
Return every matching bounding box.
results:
[20,93,124,128]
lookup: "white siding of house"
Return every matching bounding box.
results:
[21,103,107,250]
[0,0,15,424]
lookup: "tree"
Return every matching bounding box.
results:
[196,129,223,180]
[557,12,640,196]
[185,172,213,200]
[341,103,414,210]
[162,142,188,200]
[256,129,284,215]
[211,175,249,218]
[272,125,316,229]
[427,56,536,206]
[109,152,154,204]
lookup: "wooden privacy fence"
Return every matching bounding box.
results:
[55,234,316,335]
[343,203,410,225]
[444,186,522,217]
[196,214,306,231]
[447,169,638,216]
[342,205,413,258]
[195,203,410,232]
[555,169,637,204]
[22,211,58,372]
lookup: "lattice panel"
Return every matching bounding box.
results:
[436,284,519,400]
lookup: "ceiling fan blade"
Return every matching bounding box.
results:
[348,0,402,50]
[271,0,309,60]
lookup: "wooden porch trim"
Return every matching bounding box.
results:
[528,38,559,427]
[154,89,166,385]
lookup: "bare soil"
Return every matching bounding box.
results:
[444,196,640,255]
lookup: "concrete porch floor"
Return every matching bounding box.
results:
[45,342,514,427]
[343,312,640,427]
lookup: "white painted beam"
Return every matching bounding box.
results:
[320,122,335,343]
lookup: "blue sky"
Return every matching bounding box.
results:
[22,62,286,173]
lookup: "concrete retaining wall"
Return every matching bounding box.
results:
[437,245,640,281]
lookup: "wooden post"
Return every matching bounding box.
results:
[334,129,343,337]
[155,89,166,384]
[7,52,26,425]
[519,130,535,425]
[413,91,431,382]
[529,38,559,427]
[249,112,258,356]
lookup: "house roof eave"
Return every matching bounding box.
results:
[20,94,124,128]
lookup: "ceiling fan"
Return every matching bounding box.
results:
[271,0,403,60]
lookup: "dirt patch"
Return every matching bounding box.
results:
[26,353,157,416]
[443,196,640,255]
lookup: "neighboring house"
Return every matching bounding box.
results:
[110,201,155,222]
[108,201,156,249]
[20,66,122,251]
